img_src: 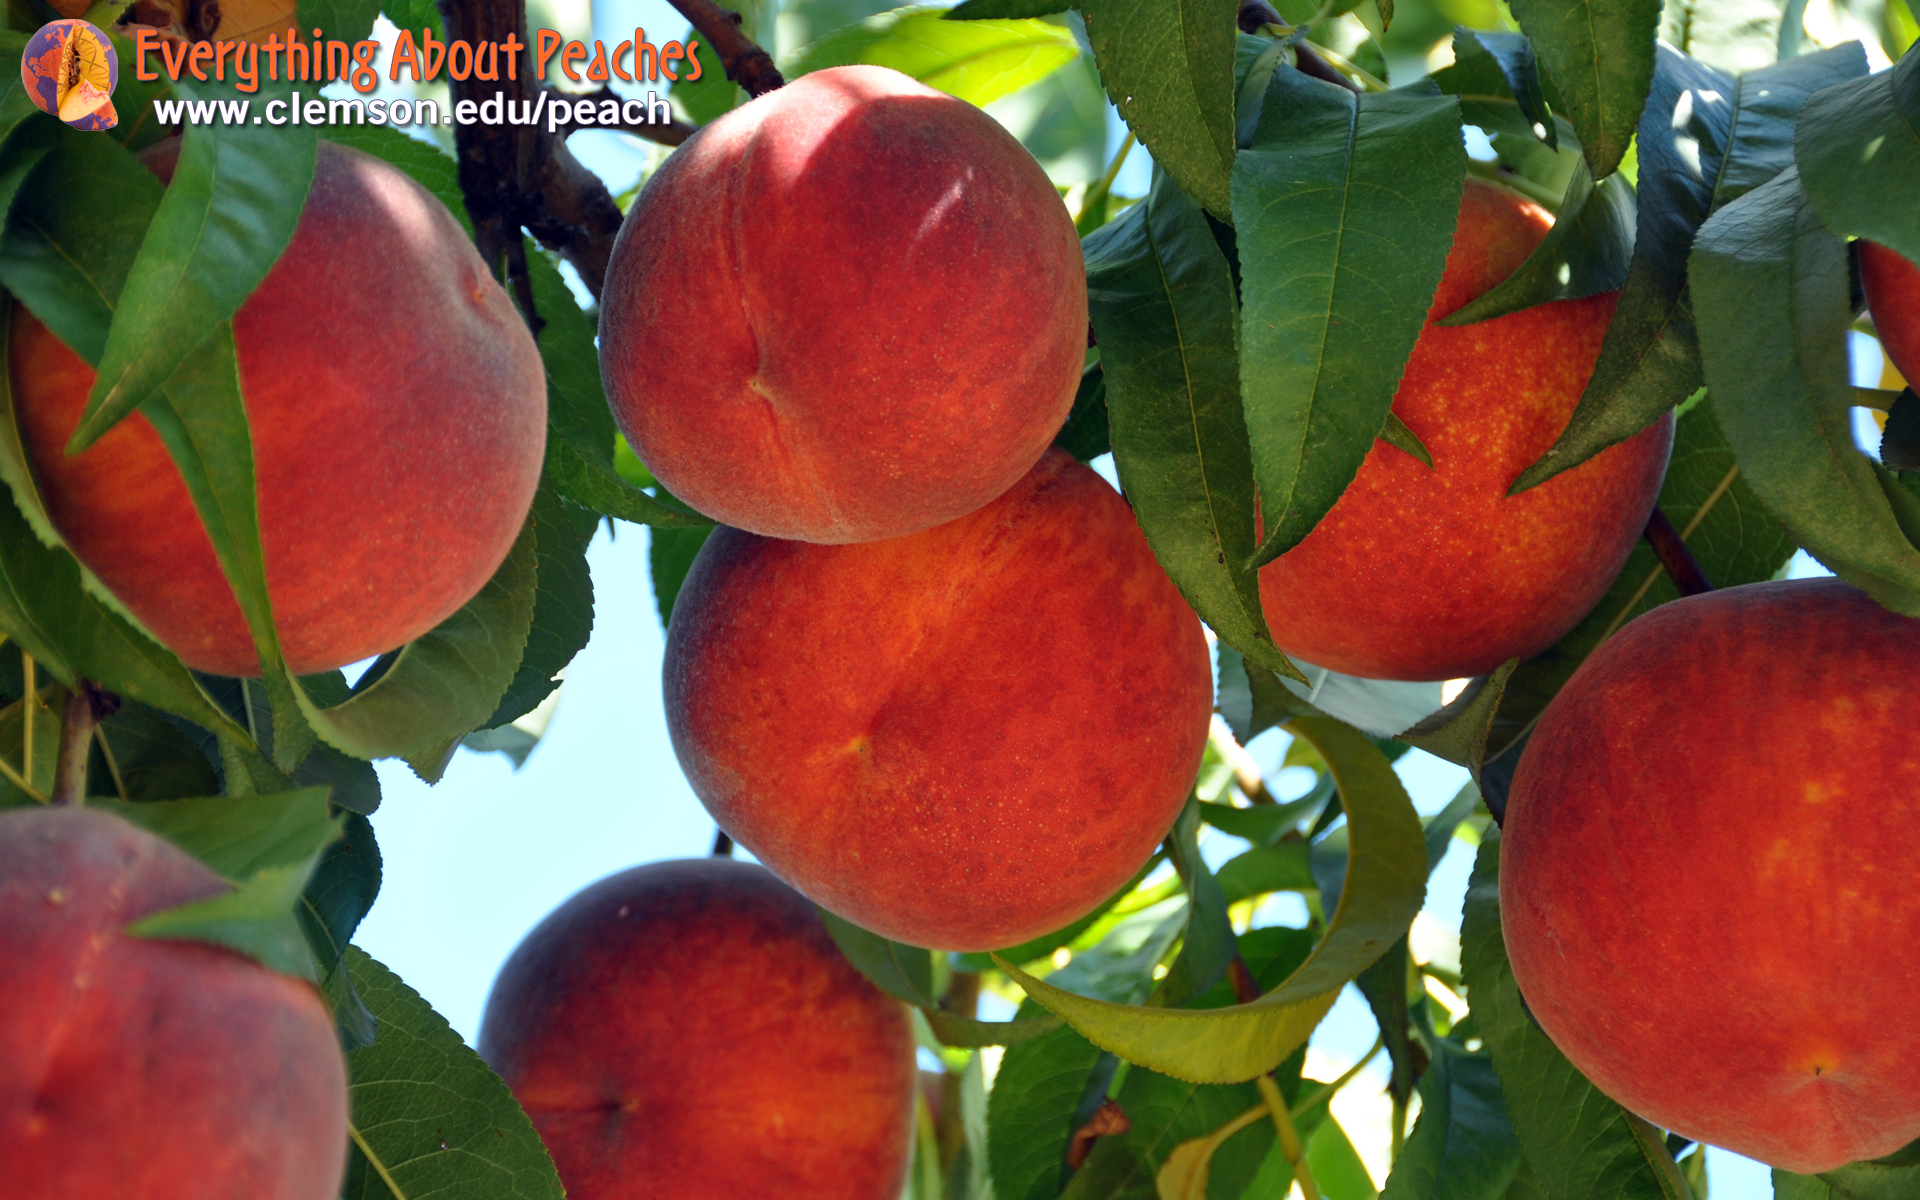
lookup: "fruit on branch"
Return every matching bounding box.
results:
[663,449,1211,951]
[1860,240,1919,385]
[11,139,546,677]
[478,858,915,1200]
[1502,578,1920,1173]
[0,807,348,1198]
[599,64,1086,544]
[1257,177,1674,682]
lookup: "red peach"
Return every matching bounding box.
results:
[10,139,546,677]
[0,806,348,1198]
[663,448,1213,951]
[599,64,1086,544]
[1860,240,1919,385]
[478,857,915,1200]
[1503,578,1920,1172]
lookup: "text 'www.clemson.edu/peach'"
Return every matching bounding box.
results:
[150,90,674,133]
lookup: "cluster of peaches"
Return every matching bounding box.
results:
[3,56,1920,1200]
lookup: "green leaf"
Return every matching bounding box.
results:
[1395,660,1518,774]
[340,948,566,1200]
[1513,43,1868,492]
[1693,168,1920,615]
[128,857,325,980]
[1062,1071,1269,1200]
[785,5,1080,108]
[1505,0,1658,179]
[1461,833,1689,1200]
[378,0,443,39]
[68,78,315,455]
[101,786,336,880]
[1379,1037,1523,1200]
[0,125,161,366]
[989,1024,1108,1200]
[1439,161,1635,326]
[1377,411,1434,469]
[95,702,220,801]
[299,810,381,973]
[671,28,739,125]
[300,0,381,45]
[1003,716,1425,1083]
[1081,0,1238,218]
[1215,841,1314,903]
[1810,1138,1920,1199]
[1055,361,1112,463]
[1214,642,1314,746]
[1232,69,1463,565]
[1448,28,1560,148]
[1796,46,1920,265]
[480,484,592,729]
[648,506,713,629]
[1085,171,1302,682]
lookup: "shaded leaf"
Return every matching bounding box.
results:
[1085,171,1301,681]
[648,501,713,629]
[990,1022,1108,1200]
[102,786,335,881]
[1003,716,1425,1084]
[340,948,566,1199]
[948,0,1075,16]
[1081,0,1238,218]
[818,907,1062,1046]
[69,77,315,455]
[1796,46,1920,265]
[1396,659,1518,774]
[480,484,592,729]
[1055,361,1112,463]
[1440,161,1635,327]
[1156,799,1236,1007]
[94,702,220,801]
[1233,69,1463,565]
[1505,0,1658,178]
[1694,168,1920,615]
[1461,833,1689,1200]
[1215,840,1314,903]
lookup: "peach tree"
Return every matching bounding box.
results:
[0,0,1916,1196]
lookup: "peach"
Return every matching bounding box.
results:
[599,64,1086,544]
[1861,240,1919,385]
[0,806,348,1198]
[10,138,546,677]
[1502,578,1920,1172]
[663,448,1212,950]
[477,858,915,1200]
[1257,176,1673,682]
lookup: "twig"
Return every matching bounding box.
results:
[51,680,119,807]
[1642,505,1714,597]
[666,0,784,97]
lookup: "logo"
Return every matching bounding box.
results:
[22,19,118,131]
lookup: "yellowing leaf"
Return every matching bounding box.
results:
[1001,716,1427,1084]
[1156,1103,1268,1200]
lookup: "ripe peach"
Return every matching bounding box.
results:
[663,449,1212,950]
[599,64,1086,544]
[0,806,348,1198]
[1861,240,1919,385]
[1502,578,1920,1172]
[1257,176,1673,682]
[478,858,915,1200]
[10,138,546,677]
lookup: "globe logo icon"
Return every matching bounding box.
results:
[21,19,118,132]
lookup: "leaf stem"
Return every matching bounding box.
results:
[1290,1034,1384,1117]
[96,726,129,803]
[22,652,34,783]
[1258,1074,1321,1200]
[1389,1090,1408,1162]
[0,747,45,803]
[1076,132,1136,229]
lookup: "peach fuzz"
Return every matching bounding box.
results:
[662,449,1212,951]
[1861,240,1919,385]
[1257,176,1673,682]
[599,64,1086,544]
[10,138,546,677]
[1502,579,1920,1172]
[0,806,348,1198]
[478,858,915,1200]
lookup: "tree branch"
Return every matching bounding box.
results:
[51,680,118,807]
[1643,505,1714,597]
[666,0,785,97]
